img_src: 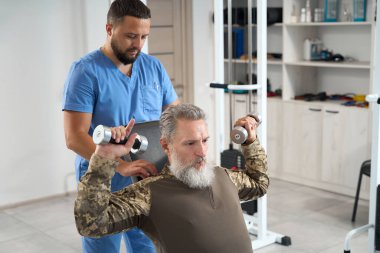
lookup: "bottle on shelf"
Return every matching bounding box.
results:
[304,38,323,61]
[342,4,352,22]
[314,8,323,22]
[300,8,306,23]
[290,4,298,23]
[305,0,312,22]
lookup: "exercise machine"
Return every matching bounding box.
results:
[212,0,291,250]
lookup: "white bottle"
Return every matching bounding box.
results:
[291,4,298,23]
[304,38,311,60]
[306,0,312,22]
[300,8,306,23]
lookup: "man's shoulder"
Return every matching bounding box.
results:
[72,49,104,69]
[134,174,167,188]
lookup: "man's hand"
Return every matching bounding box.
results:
[116,160,158,178]
[234,115,259,145]
[95,119,137,160]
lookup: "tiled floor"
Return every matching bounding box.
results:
[0,178,370,253]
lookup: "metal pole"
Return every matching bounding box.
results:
[213,0,225,157]
[227,0,234,132]
[247,0,253,112]
[257,0,268,240]
[368,1,380,250]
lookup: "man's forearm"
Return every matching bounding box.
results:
[74,154,150,237]
[240,139,269,199]
[66,131,96,161]
[226,139,269,201]
[74,154,118,237]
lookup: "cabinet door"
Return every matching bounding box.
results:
[282,102,300,176]
[282,102,323,180]
[322,106,370,188]
[341,108,370,189]
[297,104,323,180]
[321,105,344,184]
[267,99,283,175]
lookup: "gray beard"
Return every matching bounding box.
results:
[169,152,215,189]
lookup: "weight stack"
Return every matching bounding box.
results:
[220,144,245,170]
[220,144,257,215]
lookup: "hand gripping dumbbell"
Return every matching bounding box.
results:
[230,114,262,144]
[92,125,148,154]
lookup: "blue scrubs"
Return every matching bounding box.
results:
[62,49,177,253]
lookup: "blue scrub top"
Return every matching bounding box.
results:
[62,49,177,190]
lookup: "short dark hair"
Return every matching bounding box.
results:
[107,0,151,26]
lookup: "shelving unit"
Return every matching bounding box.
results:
[223,0,375,198]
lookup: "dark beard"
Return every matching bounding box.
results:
[111,39,140,65]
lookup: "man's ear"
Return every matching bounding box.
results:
[106,24,113,36]
[160,138,169,155]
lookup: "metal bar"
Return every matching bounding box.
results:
[367,1,380,251]
[213,0,225,157]
[344,224,373,251]
[227,0,234,134]
[227,0,232,84]
[257,0,268,240]
[247,0,253,112]
[227,84,261,90]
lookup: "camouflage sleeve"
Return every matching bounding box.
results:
[225,138,269,201]
[74,154,151,238]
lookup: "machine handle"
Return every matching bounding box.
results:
[210,83,228,89]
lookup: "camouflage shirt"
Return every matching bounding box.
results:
[75,139,269,253]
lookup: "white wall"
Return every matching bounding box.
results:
[0,0,218,206]
[0,0,107,207]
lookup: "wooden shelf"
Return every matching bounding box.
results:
[224,59,283,65]
[285,22,372,27]
[284,60,370,69]
[223,23,283,28]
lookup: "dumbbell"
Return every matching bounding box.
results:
[231,114,262,144]
[92,125,148,154]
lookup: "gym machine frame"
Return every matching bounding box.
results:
[212,0,290,250]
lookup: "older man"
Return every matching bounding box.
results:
[75,104,269,253]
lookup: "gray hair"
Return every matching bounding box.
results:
[160,104,206,143]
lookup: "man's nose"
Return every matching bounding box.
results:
[132,37,144,50]
[195,143,207,157]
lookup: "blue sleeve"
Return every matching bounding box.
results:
[159,63,178,107]
[62,62,96,113]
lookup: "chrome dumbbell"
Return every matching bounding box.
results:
[230,114,262,144]
[92,125,148,154]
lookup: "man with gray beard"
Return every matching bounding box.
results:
[74,103,269,253]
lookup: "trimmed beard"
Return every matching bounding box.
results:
[169,148,215,189]
[111,38,140,65]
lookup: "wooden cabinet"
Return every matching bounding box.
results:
[282,101,323,180]
[321,105,371,191]
[267,98,283,175]
[271,100,370,197]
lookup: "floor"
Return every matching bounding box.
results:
[0,178,370,253]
